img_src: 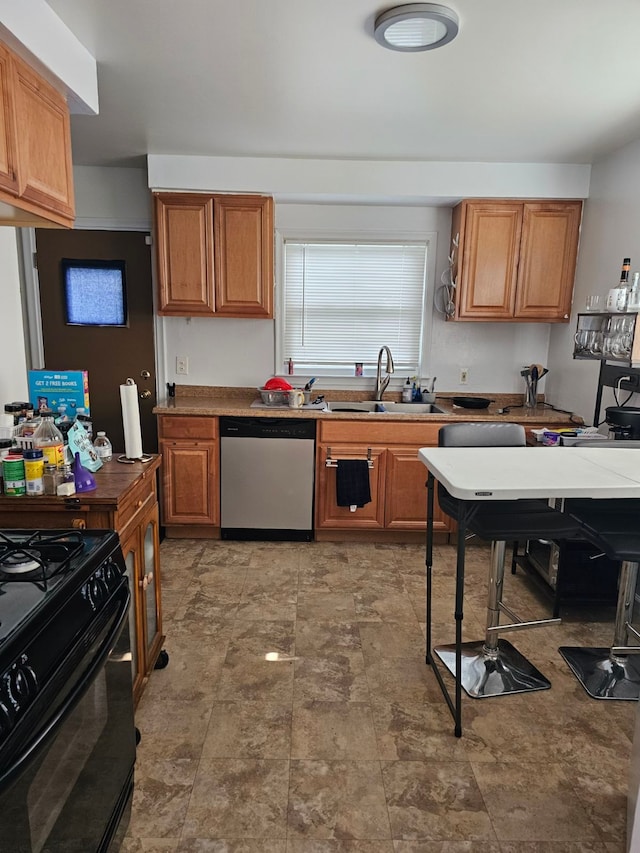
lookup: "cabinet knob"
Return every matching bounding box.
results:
[140,389,152,399]
[71,519,86,529]
[141,571,154,590]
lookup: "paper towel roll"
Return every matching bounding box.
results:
[120,379,143,459]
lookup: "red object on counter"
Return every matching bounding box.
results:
[263,377,293,391]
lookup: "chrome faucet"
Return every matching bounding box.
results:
[374,346,395,401]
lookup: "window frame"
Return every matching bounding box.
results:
[274,228,437,388]
[61,258,128,328]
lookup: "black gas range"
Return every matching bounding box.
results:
[0,528,136,852]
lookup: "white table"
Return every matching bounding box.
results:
[418,446,640,501]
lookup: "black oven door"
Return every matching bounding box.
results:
[0,580,135,853]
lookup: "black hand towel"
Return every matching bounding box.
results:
[336,459,372,508]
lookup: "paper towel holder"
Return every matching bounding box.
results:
[117,377,154,465]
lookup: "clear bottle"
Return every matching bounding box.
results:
[402,377,412,403]
[33,411,65,468]
[94,431,113,461]
[628,272,640,312]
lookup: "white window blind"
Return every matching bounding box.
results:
[282,240,427,373]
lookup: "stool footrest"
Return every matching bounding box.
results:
[487,616,561,635]
[611,645,640,656]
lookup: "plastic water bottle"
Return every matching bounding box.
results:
[94,431,113,461]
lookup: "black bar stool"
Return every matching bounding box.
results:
[427,423,583,728]
[562,498,640,700]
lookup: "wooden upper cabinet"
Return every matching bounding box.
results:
[451,199,582,322]
[0,41,74,228]
[155,193,215,316]
[12,54,74,223]
[214,195,273,317]
[154,191,274,319]
[455,202,522,320]
[0,44,18,196]
[515,202,582,321]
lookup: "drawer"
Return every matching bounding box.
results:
[118,471,156,525]
[318,420,443,446]
[158,415,217,440]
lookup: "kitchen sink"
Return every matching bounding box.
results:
[325,400,444,414]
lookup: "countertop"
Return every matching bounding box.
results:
[154,386,583,426]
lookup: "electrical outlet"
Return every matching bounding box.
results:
[459,367,469,384]
[176,356,189,375]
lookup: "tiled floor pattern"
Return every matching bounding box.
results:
[123,539,636,852]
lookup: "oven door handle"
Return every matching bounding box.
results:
[0,581,131,793]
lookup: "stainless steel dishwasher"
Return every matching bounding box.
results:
[220,416,316,540]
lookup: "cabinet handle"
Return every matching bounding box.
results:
[137,499,143,508]
[140,571,154,590]
[71,519,86,529]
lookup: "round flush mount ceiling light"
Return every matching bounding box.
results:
[374,3,459,51]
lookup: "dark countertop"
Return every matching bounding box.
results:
[154,386,582,426]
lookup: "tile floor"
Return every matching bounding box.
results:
[123,538,636,852]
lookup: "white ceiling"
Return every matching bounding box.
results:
[44,0,640,170]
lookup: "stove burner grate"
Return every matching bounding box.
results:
[0,531,85,588]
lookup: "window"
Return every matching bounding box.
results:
[62,259,127,327]
[280,240,427,375]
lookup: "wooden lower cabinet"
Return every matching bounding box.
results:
[315,421,451,533]
[158,416,219,533]
[0,457,164,705]
[385,445,449,530]
[121,500,163,705]
[316,444,387,529]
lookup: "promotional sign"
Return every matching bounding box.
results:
[28,370,90,415]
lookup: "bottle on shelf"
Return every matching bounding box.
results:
[287,357,294,375]
[94,431,113,461]
[32,410,65,468]
[607,257,632,312]
[628,271,640,312]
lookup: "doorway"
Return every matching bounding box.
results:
[34,230,157,454]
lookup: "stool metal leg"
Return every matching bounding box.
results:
[560,560,640,700]
[435,539,552,698]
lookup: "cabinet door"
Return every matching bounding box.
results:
[213,195,273,318]
[385,447,451,531]
[155,193,215,315]
[12,54,74,221]
[140,501,163,674]
[315,444,386,529]
[159,439,218,525]
[456,202,522,320]
[0,43,17,195]
[120,526,146,705]
[515,201,582,322]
